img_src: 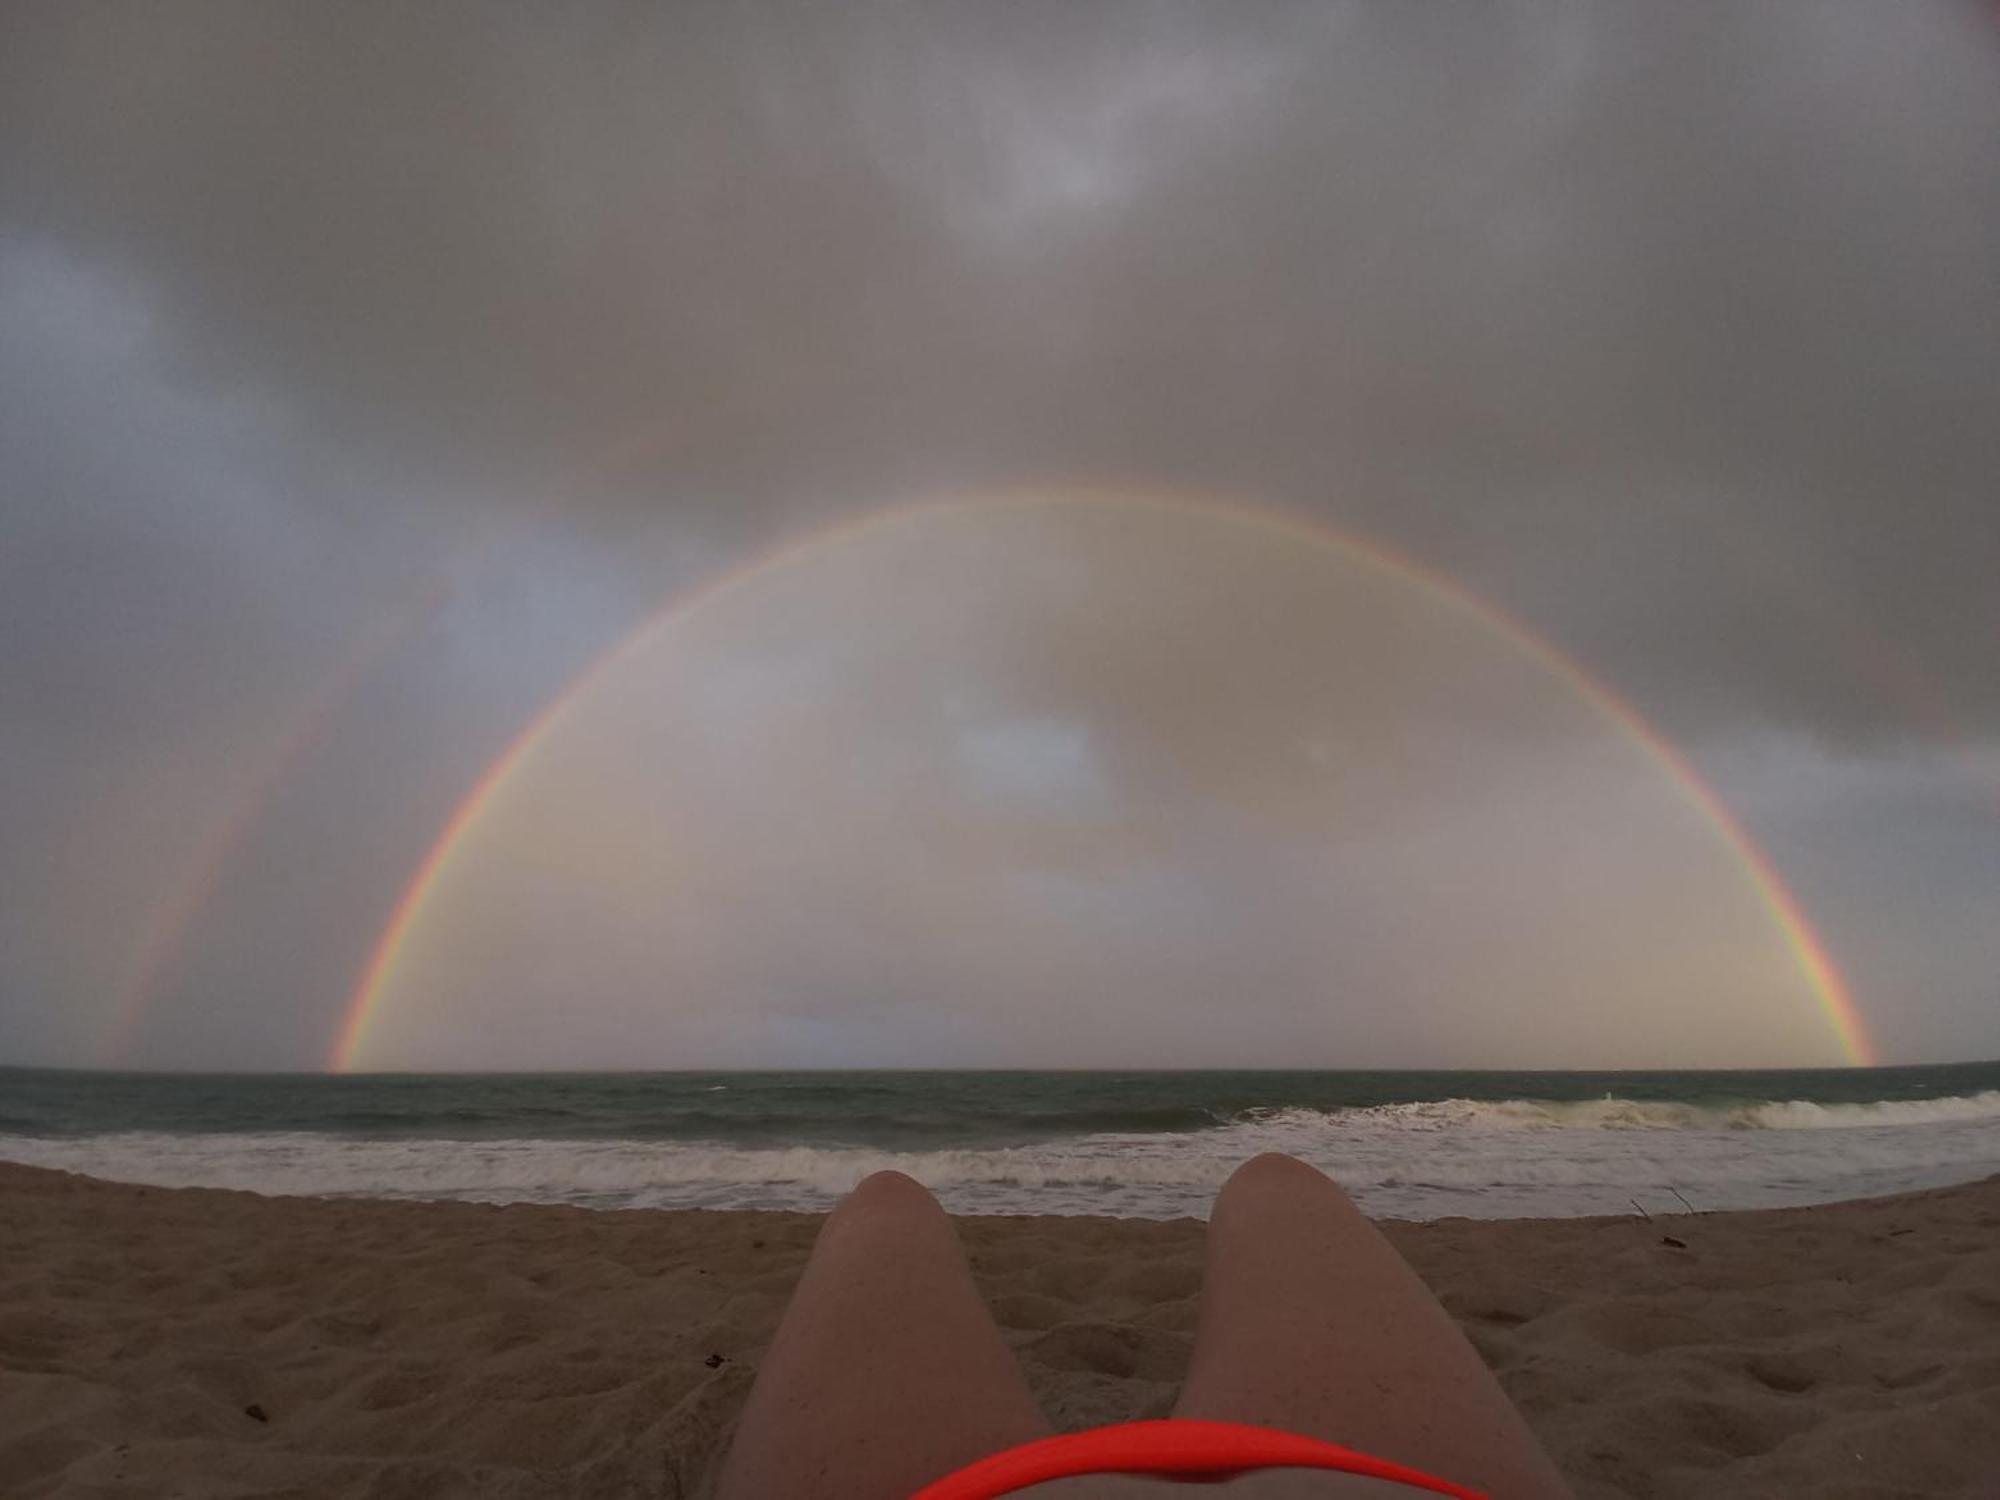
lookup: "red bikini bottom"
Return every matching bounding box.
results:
[910,1419,1485,1498]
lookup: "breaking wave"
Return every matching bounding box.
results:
[4,1084,1996,1220]
[1232,1089,2000,1133]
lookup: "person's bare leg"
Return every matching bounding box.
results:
[714,1170,1051,1500]
[1174,1154,1570,1499]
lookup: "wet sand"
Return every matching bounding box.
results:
[2,1162,1996,1498]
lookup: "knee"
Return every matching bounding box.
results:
[1220,1152,1347,1201]
[835,1168,941,1219]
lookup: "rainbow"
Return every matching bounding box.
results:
[100,585,448,1065]
[331,488,1876,1071]
[104,402,784,1064]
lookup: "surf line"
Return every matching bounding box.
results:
[330,487,1875,1072]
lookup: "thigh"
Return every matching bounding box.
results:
[714,1172,1049,1500]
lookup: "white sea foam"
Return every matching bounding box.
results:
[1730,1092,2000,1128]
[1238,1089,2000,1133]
[5,1090,1997,1219]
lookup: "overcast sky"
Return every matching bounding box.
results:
[2,1,1995,1071]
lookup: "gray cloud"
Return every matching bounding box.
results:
[1,2,1995,1067]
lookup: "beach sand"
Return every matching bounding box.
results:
[2,1163,1995,1499]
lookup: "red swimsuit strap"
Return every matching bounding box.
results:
[909,1419,1487,1499]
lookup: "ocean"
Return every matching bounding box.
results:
[3,1063,1997,1220]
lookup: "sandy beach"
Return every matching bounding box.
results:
[2,1162,1996,1499]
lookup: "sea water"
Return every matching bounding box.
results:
[2,1063,1997,1219]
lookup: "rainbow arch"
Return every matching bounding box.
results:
[331,487,1877,1071]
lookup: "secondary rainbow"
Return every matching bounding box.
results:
[108,401,825,1063]
[332,488,1877,1071]
[101,585,448,1064]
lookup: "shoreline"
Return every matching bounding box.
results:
[3,1162,1997,1497]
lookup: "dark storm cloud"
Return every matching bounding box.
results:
[5,2,1996,736]
[1,1,1996,1066]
